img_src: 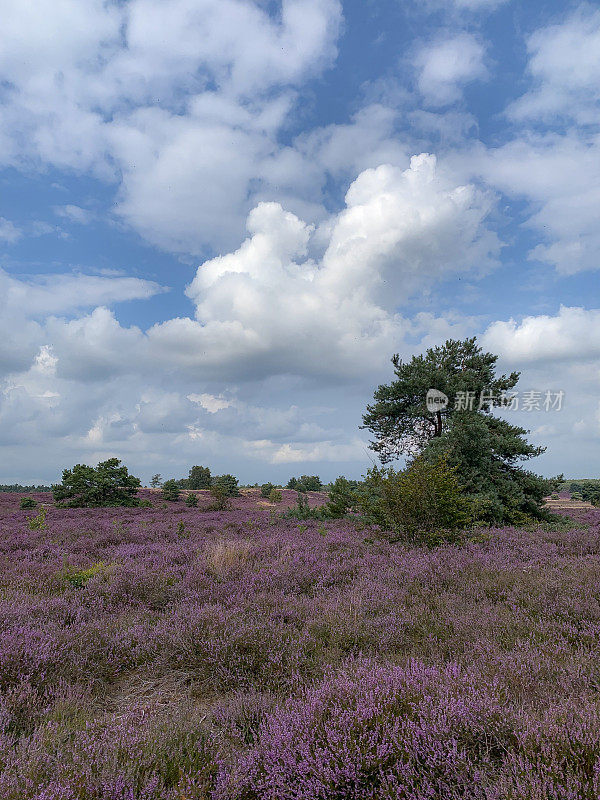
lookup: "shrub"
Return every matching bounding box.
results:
[268,488,282,504]
[52,458,142,508]
[284,491,324,521]
[212,474,240,497]
[60,561,106,589]
[260,482,274,498]
[19,497,37,510]
[185,492,198,507]
[27,507,47,530]
[322,476,356,518]
[356,455,471,545]
[210,485,232,510]
[161,479,181,502]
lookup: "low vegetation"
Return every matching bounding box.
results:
[3,490,600,798]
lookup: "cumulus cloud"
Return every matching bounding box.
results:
[481,306,600,364]
[177,154,498,379]
[508,8,600,124]
[480,306,600,474]
[415,34,488,106]
[0,0,342,252]
[0,152,504,479]
[462,7,600,275]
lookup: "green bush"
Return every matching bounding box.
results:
[260,482,274,498]
[60,561,106,588]
[185,492,198,507]
[268,488,282,503]
[284,492,324,521]
[52,458,142,508]
[27,507,48,530]
[287,475,322,492]
[356,456,471,546]
[209,485,231,510]
[322,476,356,518]
[19,496,37,510]
[212,475,240,497]
[162,479,181,502]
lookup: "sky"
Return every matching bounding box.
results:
[0,0,599,485]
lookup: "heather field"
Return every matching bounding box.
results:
[2,490,600,799]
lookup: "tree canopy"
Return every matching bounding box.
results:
[188,465,212,490]
[362,338,557,524]
[52,458,141,507]
[362,337,520,460]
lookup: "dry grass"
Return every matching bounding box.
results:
[204,538,253,575]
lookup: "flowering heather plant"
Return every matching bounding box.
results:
[1,490,600,797]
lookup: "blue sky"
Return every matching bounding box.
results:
[0,0,599,484]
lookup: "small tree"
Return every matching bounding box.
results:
[188,465,211,490]
[261,482,274,498]
[185,492,198,507]
[149,473,162,488]
[268,487,282,503]
[162,479,181,502]
[287,475,323,492]
[212,474,240,497]
[52,458,141,508]
[210,484,231,510]
[322,477,356,519]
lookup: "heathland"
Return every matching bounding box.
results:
[1,489,600,798]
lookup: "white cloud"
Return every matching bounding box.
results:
[481,306,600,364]
[269,438,368,464]
[0,217,22,243]
[54,205,95,225]
[0,270,165,318]
[0,0,343,252]
[176,154,498,379]
[451,0,506,8]
[508,8,600,124]
[461,9,600,275]
[480,306,600,474]
[188,393,232,413]
[415,33,488,106]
